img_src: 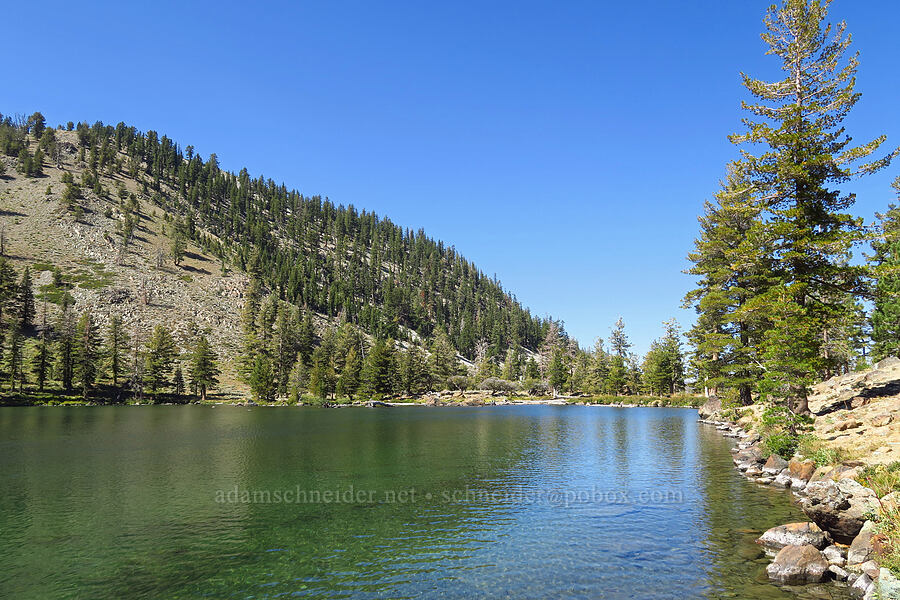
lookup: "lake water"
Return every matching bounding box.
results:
[0,405,847,599]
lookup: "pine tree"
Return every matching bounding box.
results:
[188,333,219,402]
[73,312,98,400]
[871,182,900,361]
[30,305,50,392]
[274,305,298,396]
[400,346,428,395]
[729,0,896,412]
[145,325,177,398]
[18,267,34,331]
[173,364,185,396]
[5,328,23,392]
[55,306,75,392]
[547,347,567,397]
[249,355,276,402]
[104,315,129,387]
[685,163,769,403]
[362,338,397,399]
[427,328,458,389]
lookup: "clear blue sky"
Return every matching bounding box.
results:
[5,1,900,354]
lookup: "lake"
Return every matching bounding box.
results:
[0,405,844,599]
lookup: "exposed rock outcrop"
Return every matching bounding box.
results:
[799,479,879,544]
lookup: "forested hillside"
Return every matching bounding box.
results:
[0,112,693,404]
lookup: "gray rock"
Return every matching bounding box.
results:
[756,477,775,485]
[799,479,880,543]
[860,560,880,579]
[698,397,722,419]
[773,471,794,488]
[823,544,846,566]
[853,573,873,596]
[791,478,808,492]
[848,521,877,565]
[766,544,830,584]
[757,522,833,550]
[829,564,850,581]
[764,454,791,475]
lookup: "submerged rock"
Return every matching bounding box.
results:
[757,522,832,550]
[766,544,829,584]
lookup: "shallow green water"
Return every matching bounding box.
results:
[0,405,847,599]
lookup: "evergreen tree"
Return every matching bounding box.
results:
[248,355,276,402]
[188,333,219,402]
[308,336,337,401]
[400,346,428,395]
[18,267,34,330]
[104,315,129,388]
[30,304,50,391]
[145,325,177,398]
[55,306,75,392]
[427,328,458,389]
[524,356,540,379]
[685,164,769,403]
[173,364,185,396]
[871,184,900,361]
[4,328,23,392]
[73,312,98,400]
[547,347,567,396]
[728,0,896,412]
[362,338,397,398]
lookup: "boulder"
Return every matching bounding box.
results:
[829,564,850,581]
[789,459,816,482]
[823,544,846,566]
[810,465,836,483]
[848,521,877,565]
[835,419,863,431]
[791,478,808,492]
[880,492,900,515]
[799,479,880,544]
[764,454,790,475]
[852,573,873,596]
[698,397,722,419]
[734,445,766,466]
[757,522,833,551]
[773,471,793,488]
[872,414,894,428]
[766,544,829,584]
[860,560,880,579]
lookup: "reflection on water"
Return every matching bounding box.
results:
[0,406,848,599]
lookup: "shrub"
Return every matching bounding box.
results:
[522,378,550,397]
[797,435,848,467]
[446,375,470,391]
[762,432,800,460]
[857,462,900,498]
[479,377,519,393]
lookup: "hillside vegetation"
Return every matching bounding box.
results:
[1,113,690,404]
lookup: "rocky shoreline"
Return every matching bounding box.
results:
[700,415,900,598]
